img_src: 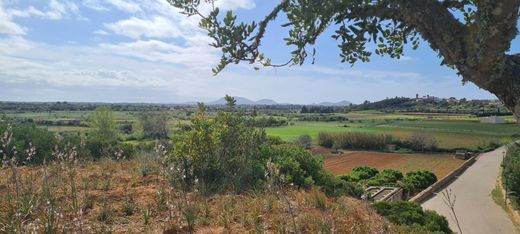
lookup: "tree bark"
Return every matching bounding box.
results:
[472,54,520,121]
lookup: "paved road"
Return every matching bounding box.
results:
[422,146,518,234]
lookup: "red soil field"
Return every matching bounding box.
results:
[312,147,464,178]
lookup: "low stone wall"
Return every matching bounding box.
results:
[409,154,478,203]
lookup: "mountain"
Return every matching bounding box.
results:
[255,99,278,105]
[208,97,278,105]
[315,100,352,106]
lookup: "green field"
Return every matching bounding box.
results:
[267,116,520,150]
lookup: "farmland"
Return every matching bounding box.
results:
[3,108,518,151]
[267,114,520,150]
[313,147,465,179]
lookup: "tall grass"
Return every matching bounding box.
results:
[318,132,394,150]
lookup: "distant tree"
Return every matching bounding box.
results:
[88,106,118,143]
[296,134,312,149]
[137,111,170,139]
[224,95,236,110]
[120,122,133,135]
[168,0,520,121]
[301,106,309,113]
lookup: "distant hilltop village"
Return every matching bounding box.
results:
[409,94,502,105]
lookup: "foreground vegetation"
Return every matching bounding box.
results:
[0,158,396,233]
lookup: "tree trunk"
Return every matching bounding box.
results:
[478,54,520,122]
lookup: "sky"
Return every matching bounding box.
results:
[0,0,519,104]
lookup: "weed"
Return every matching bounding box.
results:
[83,195,95,211]
[311,188,328,210]
[142,204,153,225]
[140,166,153,177]
[182,205,198,233]
[97,197,112,223]
[123,195,136,216]
[155,187,167,212]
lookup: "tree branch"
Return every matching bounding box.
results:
[343,0,467,67]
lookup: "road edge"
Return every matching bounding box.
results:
[409,153,478,203]
[496,162,520,232]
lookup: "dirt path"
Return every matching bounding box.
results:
[422,146,518,234]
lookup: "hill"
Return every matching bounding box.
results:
[208,97,278,105]
[353,97,510,116]
[316,100,352,106]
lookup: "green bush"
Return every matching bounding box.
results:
[348,166,379,181]
[296,134,312,149]
[0,123,56,165]
[365,169,403,186]
[85,139,135,160]
[373,201,452,234]
[267,145,326,188]
[401,170,437,194]
[503,144,520,206]
[171,108,269,194]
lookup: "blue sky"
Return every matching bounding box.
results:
[0,0,518,104]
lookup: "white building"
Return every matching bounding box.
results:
[480,116,506,124]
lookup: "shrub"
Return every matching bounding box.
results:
[401,170,437,194]
[0,123,56,164]
[322,177,364,198]
[296,134,312,149]
[365,169,403,186]
[171,107,269,194]
[503,144,520,206]
[348,166,379,181]
[85,139,135,160]
[373,201,452,234]
[267,145,325,188]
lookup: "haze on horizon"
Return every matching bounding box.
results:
[1,0,518,104]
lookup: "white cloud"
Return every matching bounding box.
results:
[107,0,142,13]
[6,0,83,21]
[88,0,142,13]
[94,30,109,35]
[0,2,26,35]
[99,39,219,68]
[105,16,183,39]
[82,0,110,11]
[215,0,256,10]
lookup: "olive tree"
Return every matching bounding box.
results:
[167,0,520,120]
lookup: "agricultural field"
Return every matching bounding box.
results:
[266,112,520,150]
[312,147,465,179]
[3,110,189,137]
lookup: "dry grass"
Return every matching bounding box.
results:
[0,159,394,233]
